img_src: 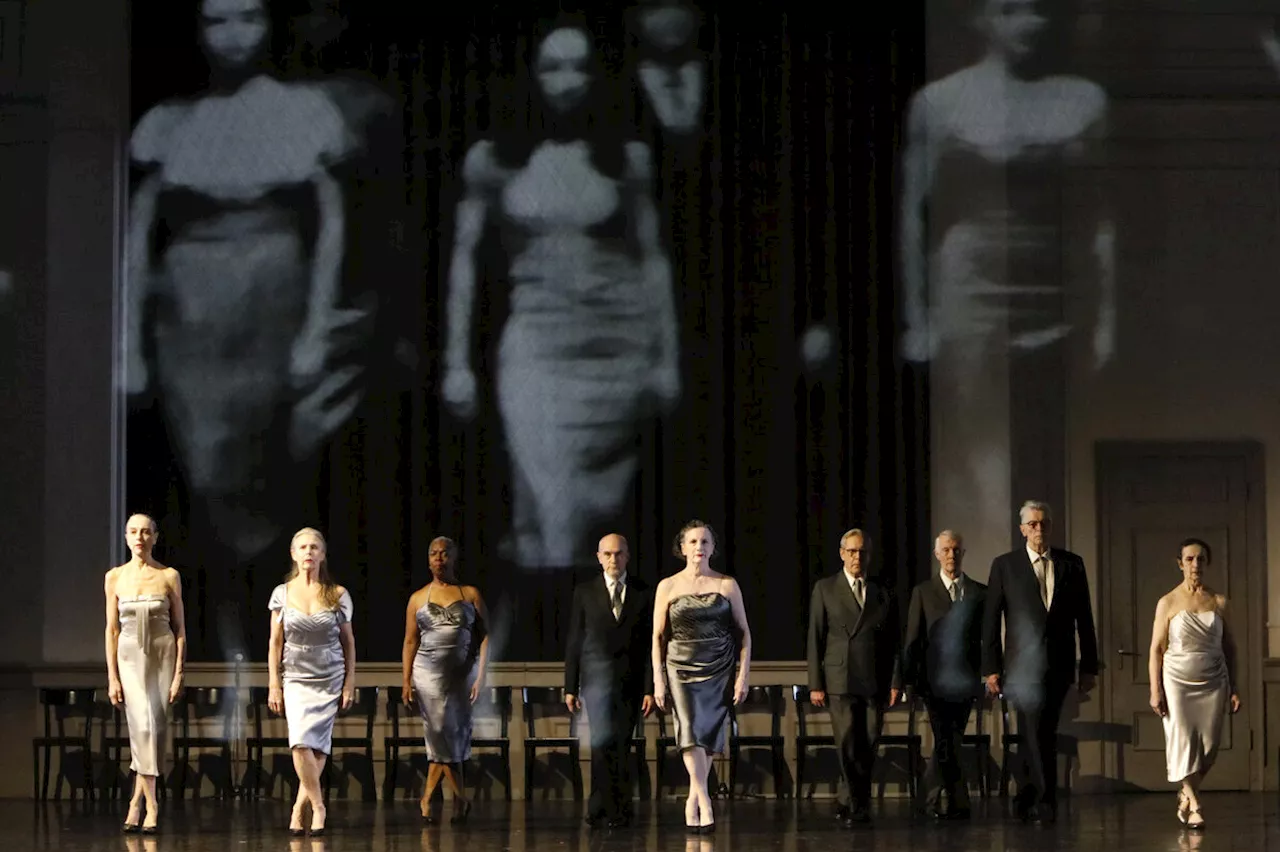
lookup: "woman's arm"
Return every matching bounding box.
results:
[338,621,356,710]
[308,170,346,327]
[1218,596,1242,712]
[166,569,187,703]
[124,173,162,394]
[441,143,495,419]
[267,610,286,714]
[104,571,123,706]
[898,90,938,361]
[726,579,752,705]
[651,579,672,710]
[467,587,491,703]
[401,590,422,707]
[1148,596,1171,715]
[625,142,678,399]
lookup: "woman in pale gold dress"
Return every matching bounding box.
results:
[105,513,187,834]
[1148,538,1241,829]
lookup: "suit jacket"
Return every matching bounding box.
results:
[807,571,900,699]
[899,573,987,700]
[981,547,1099,687]
[564,573,655,701]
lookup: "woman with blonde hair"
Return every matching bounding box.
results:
[267,527,355,836]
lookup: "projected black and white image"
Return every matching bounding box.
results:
[442,16,680,570]
[124,0,383,652]
[900,0,1113,555]
[631,0,705,136]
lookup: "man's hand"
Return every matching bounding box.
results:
[888,688,901,708]
[641,695,655,717]
[1230,693,1242,714]
[985,674,1001,698]
[565,693,582,714]
[809,689,826,708]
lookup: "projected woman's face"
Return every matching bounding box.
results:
[638,4,696,51]
[535,27,593,114]
[983,0,1051,63]
[200,0,270,70]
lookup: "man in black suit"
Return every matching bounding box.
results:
[807,528,901,826]
[982,501,1098,824]
[565,534,655,828]
[900,530,987,820]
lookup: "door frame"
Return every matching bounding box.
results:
[1095,440,1267,790]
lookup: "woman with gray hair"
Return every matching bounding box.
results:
[401,536,489,824]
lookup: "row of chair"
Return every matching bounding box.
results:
[34,684,1063,802]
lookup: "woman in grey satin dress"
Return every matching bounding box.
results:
[267,528,356,836]
[400,536,489,824]
[105,514,187,834]
[652,521,752,833]
[1148,538,1241,829]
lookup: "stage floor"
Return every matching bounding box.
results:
[17,794,1280,850]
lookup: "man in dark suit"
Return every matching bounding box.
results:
[565,533,655,828]
[807,528,901,826]
[900,530,987,820]
[982,501,1098,824]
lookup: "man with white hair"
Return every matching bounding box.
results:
[899,530,986,820]
[982,500,1098,825]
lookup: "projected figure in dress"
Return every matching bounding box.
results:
[899,0,1114,555]
[124,0,362,566]
[630,0,706,136]
[442,17,679,569]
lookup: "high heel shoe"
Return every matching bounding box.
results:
[698,823,716,835]
[310,805,327,837]
[1187,805,1205,830]
[289,804,306,837]
[1177,791,1190,825]
[122,802,142,833]
[450,800,472,825]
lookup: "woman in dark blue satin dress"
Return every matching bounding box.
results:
[652,521,752,834]
[401,537,489,824]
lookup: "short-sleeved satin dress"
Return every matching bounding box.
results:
[269,584,353,754]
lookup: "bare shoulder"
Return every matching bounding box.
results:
[655,575,674,595]
[462,584,484,602]
[462,140,502,186]
[1214,592,1229,611]
[335,584,349,598]
[105,566,121,588]
[163,566,181,585]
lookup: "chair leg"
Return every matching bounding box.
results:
[502,746,513,801]
[795,749,806,800]
[571,745,583,801]
[728,743,738,800]
[771,745,784,799]
[524,747,534,802]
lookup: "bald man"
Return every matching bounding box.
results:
[564,534,655,828]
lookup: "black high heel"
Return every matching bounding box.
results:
[450,800,473,825]
[141,825,159,836]
[699,823,716,835]
[121,823,139,834]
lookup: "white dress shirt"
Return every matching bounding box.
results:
[1027,545,1054,608]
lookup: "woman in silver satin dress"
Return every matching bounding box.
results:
[105,513,187,834]
[652,521,751,833]
[400,536,489,824]
[1148,538,1240,829]
[267,528,356,836]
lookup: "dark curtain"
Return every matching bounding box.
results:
[126,2,929,663]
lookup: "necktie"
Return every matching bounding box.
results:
[853,578,865,608]
[948,581,958,603]
[1035,558,1049,609]
[611,580,624,621]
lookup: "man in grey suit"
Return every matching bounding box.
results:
[900,530,987,820]
[807,528,901,826]
[983,501,1098,824]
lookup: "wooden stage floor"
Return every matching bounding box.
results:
[17,794,1280,850]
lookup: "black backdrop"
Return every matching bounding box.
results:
[125,1,930,663]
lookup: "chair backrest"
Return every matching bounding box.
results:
[39,688,97,739]
[474,685,511,739]
[521,686,577,738]
[175,686,238,737]
[731,684,783,737]
[335,686,380,738]
[791,685,817,736]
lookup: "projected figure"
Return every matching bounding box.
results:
[631,0,706,136]
[899,0,1114,555]
[442,17,679,569]
[125,0,358,562]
